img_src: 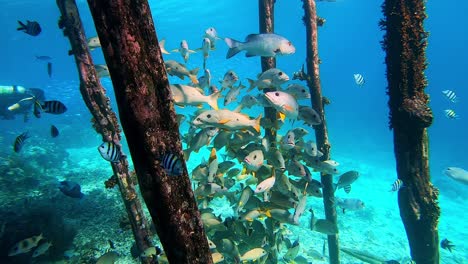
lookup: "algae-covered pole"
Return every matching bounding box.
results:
[56,0,154,262]
[380,0,440,263]
[86,0,213,263]
[302,0,340,263]
[259,0,278,143]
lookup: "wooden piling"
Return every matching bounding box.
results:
[56,0,154,262]
[259,0,278,144]
[302,0,340,263]
[85,0,213,263]
[380,0,440,263]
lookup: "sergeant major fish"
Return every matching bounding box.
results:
[162,153,184,176]
[98,142,123,163]
[13,132,29,153]
[225,33,295,58]
[442,90,458,103]
[17,20,41,36]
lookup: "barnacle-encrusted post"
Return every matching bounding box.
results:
[302,0,340,263]
[86,0,213,263]
[381,0,440,263]
[56,0,154,262]
[259,0,278,145]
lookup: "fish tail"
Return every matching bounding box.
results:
[208,91,220,110]
[17,20,26,31]
[224,37,243,59]
[159,39,170,54]
[247,78,255,92]
[253,114,262,133]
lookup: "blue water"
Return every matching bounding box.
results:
[0,0,467,263]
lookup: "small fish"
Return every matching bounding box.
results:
[98,142,122,163]
[212,252,224,263]
[204,27,221,49]
[13,132,29,153]
[440,238,455,253]
[159,39,170,55]
[201,38,211,69]
[442,90,458,103]
[32,241,52,257]
[170,84,219,110]
[225,33,295,58]
[390,179,404,192]
[8,233,44,256]
[244,150,265,172]
[59,180,84,199]
[207,148,218,182]
[17,20,41,36]
[197,69,211,89]
[247,68,289,91]
[162,153,184,176]
[444,109,459,119]
[193,109,262,133]
[286,84,311,99]
[35,55,52,61]
[336,198,365,213]
[50,125,59,138]
[335,170,359,193]
[354,73,365,86]
[443,167,468,185]
[171,40,196,63]
[95,64,110,78]
[41,100,67,114]
[264,91,299,121]
[239,248,268,262]
[224,82,245,106]
[87,36,101,50]
[220,70,239,91]
[298,106,322,126]
[96,251,119,264]
[47,62,52,78]
[165,60,199,84]
[255,176,276,193]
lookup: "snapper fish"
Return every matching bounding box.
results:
[17,20,41,36]
[204,27,221,49]
[255,176,276,193]
[442,90,458,103]
[87,36,101,50]
[8,233,44,256]
[193,109,262,133]
[243,149,264,172]
[225,33,295,59]
[165,60,199,84]
[220,70,239,91]
[264,91,299,121]
[170,84,219,110]
[161,153,184,176]
[285,83,311,99]
[224,82,245,106]
[95,64,110,78]
[354,73,365,86]
[201,38,211,69]
[298,106,322,126]
[444,167,468,185]
[247,68,289,91]
[171,40,196,63]
[98,142,123,163]
[239,248,268,262]
[444,109,459,119]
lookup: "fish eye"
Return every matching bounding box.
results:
[253,155,257,159]
[210,28,214,31]
[207,114,212,118]
[275,92,280,96]
[278,72,283,76]
[229,72,233,76]
[288,42,291,46]
[196,118,201,121]
[302,89,306,92]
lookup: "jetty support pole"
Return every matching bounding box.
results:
[259,0,278,144]
[56,0,154,262]
[86,0,213,263]
[302,0,340,263]
[381,0,440,263]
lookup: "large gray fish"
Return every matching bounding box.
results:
[225,33,295,58]
[334,170,360,193]
[444,167,468,185]
[298,106,322,126]
[247,68,289,91]
[165,60,199,84]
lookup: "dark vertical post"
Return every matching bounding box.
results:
[302,0,339,263]
[259,0,278,143]
[86,0,213,263]
[56,0,154,262]
[381,1,440,263]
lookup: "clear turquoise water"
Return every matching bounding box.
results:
[0,0,467,263]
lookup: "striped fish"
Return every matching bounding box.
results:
[390,179,403,192]
[41,100,67,114]
[442,90,458,103]
[162,153,184,176]
[353,73,365,86]
[17,20,41,36]
[98,142,122,163]
[444,109,459,119]
[13,132,29,153]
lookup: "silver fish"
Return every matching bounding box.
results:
[225,33,295,58]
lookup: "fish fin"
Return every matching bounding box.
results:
[190,67,200,76]
[277,112,286,122]
[219,119,231,124]
[253,114,262,133]
[247,78,256,92]
[245,52,256,57]
[265,210,272,218]
[188,49,197,53]
[17,20,26,31]
[159,39,170,54]
[224,37,243,59]
[208,91,220,110]
[189,75,199,85]
[209,148,217,162]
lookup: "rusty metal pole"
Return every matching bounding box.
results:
[302,0,340,263]
[381,0,440,263]
[86,0,213,263]
[259,0,278,144]
[56,0,154,262]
